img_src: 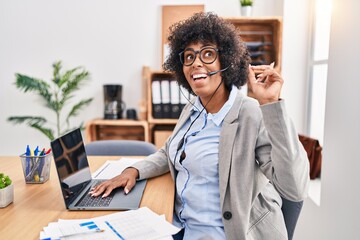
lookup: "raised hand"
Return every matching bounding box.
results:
[247,63,284,105]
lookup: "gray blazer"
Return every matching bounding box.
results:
[133,91,310,240]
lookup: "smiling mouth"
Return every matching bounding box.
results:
[192,73,208,81]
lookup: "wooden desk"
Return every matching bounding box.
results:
[0,156,174,240]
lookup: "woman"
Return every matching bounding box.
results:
[90,12,310,239]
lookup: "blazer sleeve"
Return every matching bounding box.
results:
[131,102,193,181]
[256,100,310,201]
[131,146,170,180]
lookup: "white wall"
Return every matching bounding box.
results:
[294,0,360,239]
[0,0,288,156]
[282,0,312,134]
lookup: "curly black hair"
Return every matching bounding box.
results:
[163,12,250,94]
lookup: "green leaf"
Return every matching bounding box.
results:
[7,116,54,140]
[15,74,54,109]
[66,98,93,121]
[240,0,253,6]
[58,70,90,111]
[29,123,55,140]
[15,74,49,92]
[52,61,62,84]
[0,174,12,188]
[7,116,47,125]
[61,70,90,96]
[58,67,82,87]
[4,176,12,186]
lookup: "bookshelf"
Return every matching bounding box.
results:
[143,67,189,148]
[226,17,283,73]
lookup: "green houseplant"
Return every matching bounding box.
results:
[240,0,253,6]
[7,61,93,140]
[0,173,13,208]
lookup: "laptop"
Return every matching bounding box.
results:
[50,128,146,210]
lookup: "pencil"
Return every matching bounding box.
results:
[59,229,105,239]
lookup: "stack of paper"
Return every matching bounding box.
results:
[40,207,180,240]
[92,158,145,179]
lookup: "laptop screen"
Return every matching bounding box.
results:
[51,128,92,207]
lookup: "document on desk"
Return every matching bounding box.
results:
[92,157,145,179]
[40,207,180,240]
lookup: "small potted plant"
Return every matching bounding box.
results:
[240,0,253,16]
[0,173,14,208]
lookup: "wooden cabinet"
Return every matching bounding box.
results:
[85,119,149,143]
[226,17,283,73]
[143,67,185,148]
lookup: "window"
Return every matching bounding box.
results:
[308,0,333,145]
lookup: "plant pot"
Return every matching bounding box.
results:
[241,6,252,16]
[0,183,14,208]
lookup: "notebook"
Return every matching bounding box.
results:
[50,128,146,210]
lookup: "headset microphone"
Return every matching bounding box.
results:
[208,65,230,76]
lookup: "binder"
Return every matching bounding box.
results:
[151,80,162,118]
[170,80,180,119]
[160,79,171,118]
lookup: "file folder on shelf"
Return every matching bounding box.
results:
[151,80,162,119]
[170,81,181,119]
[161,79,171,119]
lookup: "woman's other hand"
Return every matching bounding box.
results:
[88,167,139,198]
[248,63,284,105]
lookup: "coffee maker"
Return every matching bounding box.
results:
[103,84,125,119]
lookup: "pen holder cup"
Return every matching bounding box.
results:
[20,153,52,184]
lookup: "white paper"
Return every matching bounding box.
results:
[92,158,144,179]
[93,207,180,240]
[39,207,180,240]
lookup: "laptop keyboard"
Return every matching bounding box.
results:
[76,180,115,207]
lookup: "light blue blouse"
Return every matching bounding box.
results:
[169,85,237,239]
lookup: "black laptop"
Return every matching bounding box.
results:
[50,128,146,210]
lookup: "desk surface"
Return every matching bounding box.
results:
[0,156,174,240]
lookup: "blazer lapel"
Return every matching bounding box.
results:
[218,92,244,207]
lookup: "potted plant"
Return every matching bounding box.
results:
[0,173,13,208]
[240,0,253,16]
[7,61,93,140]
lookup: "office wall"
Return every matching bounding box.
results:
[294,0,360,239]
[0,0,299,157]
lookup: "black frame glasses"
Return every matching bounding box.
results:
[179,47,219,66]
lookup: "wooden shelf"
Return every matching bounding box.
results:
[85,119,149,143]
[226,17,283,73]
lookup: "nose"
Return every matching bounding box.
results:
[192,52,203,66]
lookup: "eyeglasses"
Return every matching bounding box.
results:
[179,47,219,66]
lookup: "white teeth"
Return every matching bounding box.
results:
[192,73,207,80]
